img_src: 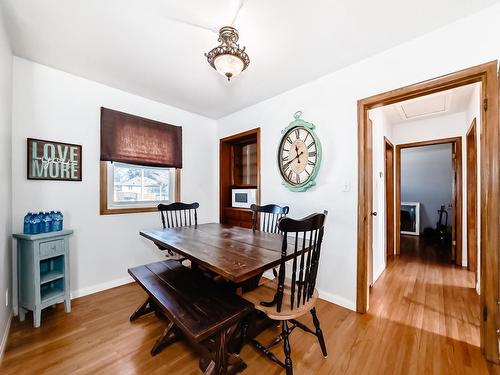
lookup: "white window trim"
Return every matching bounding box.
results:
[106,161,176,210]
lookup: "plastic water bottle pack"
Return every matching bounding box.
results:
[23,211,64,234]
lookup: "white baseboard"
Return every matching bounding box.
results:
[0,312,13,365]
[71,276,134,299]
[264,269,356,311]
[317,289,356,311]
[69,275,357,313]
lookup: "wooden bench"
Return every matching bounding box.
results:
[128,260,253,374]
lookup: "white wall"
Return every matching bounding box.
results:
[216,3,500,309]
[401,144,453,231]
[393,112,470,266]
[0,5,12,361]
[11,58,218,306]
[369,108,393,284]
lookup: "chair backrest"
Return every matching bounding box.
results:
[250,204,290,233]
[272,211,327,313]
[158,202,199,229]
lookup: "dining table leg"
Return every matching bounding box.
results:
[202,324,247,375]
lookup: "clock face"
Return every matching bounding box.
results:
[278,126,319,186]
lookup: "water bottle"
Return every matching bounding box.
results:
[23,212,33,234]
[53,211,63,231]
[30,212,43,234]
[41,212,53,233]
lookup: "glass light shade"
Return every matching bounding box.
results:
[214,54,244,80]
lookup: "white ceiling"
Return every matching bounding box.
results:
[2,0,498,119]
[378,83,478,124]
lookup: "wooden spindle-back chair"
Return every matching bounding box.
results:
[157,202,199,263]
[250,204,289,233]
[242,211,328,375]
[158,202,199,229]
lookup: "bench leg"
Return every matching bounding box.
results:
[151,321,181,356]
[130,297,154,321]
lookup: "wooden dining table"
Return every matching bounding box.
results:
[139,223,294,368]
[140,222,295,286]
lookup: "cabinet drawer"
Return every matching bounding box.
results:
[39,240,65,259]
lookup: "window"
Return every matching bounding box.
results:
[100,161,180,215]
[108,161,175,205]
[99,108,182,215]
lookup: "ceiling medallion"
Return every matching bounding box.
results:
[205,26,250,81]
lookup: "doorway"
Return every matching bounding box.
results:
[395,137,462,264]
[356,61,499,362]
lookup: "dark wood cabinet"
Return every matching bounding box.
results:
[219,128,260,227]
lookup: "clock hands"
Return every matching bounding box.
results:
[283,150,304,169]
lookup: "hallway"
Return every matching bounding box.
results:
[368,235,483,373]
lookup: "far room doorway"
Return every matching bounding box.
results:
[396,138,462,266]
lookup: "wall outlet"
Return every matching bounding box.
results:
[5,289,8,307]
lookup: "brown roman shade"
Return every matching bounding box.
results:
[100,107,182,168]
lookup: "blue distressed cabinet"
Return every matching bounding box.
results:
[13,229,73,328]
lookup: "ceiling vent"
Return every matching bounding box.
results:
[397,93,450,120]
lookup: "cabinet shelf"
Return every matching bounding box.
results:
[40,278,65,303]
[41,288,65,303]
[40,270,64,285]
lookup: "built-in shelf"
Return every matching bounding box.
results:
[231,185,258,189]
[220,128,260,228]
[223,207,252,212]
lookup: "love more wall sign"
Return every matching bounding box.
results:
[27,138,82,181]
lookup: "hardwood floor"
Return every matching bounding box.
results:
[1,240,497,374]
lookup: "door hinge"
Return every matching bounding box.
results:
[483,98,488,112]
[483,305,488,321]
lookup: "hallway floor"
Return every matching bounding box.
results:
[369,234,484,372]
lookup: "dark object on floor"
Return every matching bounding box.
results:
[436,205,448,241]
[400,210,413,233]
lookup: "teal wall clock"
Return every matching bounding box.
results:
[277,111,322,192]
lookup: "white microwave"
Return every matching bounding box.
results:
[232,188,257,208]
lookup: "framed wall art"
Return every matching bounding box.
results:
[27,138,82,181]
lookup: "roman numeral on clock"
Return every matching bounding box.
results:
[294,129,300,139]
[308,151,317,157]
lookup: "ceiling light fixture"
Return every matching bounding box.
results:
[205,26,250,81]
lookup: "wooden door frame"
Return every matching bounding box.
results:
[395,137,462,264]
[467,119,478,276]
[384,137,395,261]
[357,61,499,362]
